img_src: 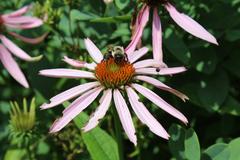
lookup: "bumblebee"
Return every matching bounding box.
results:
[103,46,128,63]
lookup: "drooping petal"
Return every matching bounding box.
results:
[135,67,187,76]
[2,5,31,17]
[3,16,42,25]
[84,38,103,63]
[134,4,147,34]
[125,5,150,54]
[4,19,43,29]
[132,83,188,124]
[126,86,170,139]
[0,44,29,88]
[63,56,96,70]
[50,87,103,133]
[8,32,47,44]
[39,69,96,79]
[0,35,42,61]
[165,3,218,45]
[63,56,84,67]
[40,81,100,110]
[113,89,137,145]
[152,7,164,65]
[127,47,148,63]
[135,75,189,101]
[83,89,112,132]
[133,59,159,69]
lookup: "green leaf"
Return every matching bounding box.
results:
[90,15,131,23]
[168,124,200,160]
[115,0,129,10]
[225,30,240,42]
[228,138,240,160]
[219,96,240,116]
[185,129,201,160]
[182,71,229,112]
[164,28,191,65]
[202,138,240,160]
[224,52,240,78]
[37,141,50,155]
[4,149,26,160]
[63,102,119,160]
[70,9,130,23]
[190,47,217,74]
[70,10,99,21]
[202,143,230,160]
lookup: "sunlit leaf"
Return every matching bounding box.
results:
[63,102,119,160]
[168,124,200,160]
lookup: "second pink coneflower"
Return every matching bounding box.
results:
[0,5,46,88]
[126,0,218,68]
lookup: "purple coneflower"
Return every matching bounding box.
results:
[125,0,218,68]
[0,5,46,88]
[39,38,189,145]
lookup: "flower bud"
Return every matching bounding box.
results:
[9,98,36,133]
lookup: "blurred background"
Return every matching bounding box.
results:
[0,0,240,160]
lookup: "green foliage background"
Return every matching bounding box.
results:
[0,0,240,160]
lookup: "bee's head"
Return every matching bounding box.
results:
[103,45,114,61]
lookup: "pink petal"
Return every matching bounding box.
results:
[152,7,164,64]
[5,19,43,29]
[135,75,189,101]
[113,89,137,145]
[62,87,103,115]
[83,89,112,132]
[63,56,96,70]
[133,59,159,69]
[84,38,103,63]
[63,56,85,68]
[125,5,150,54]
[135,67,187,76]
[50,87,103,133]
[8,32,47,44]
[39,69,96,79]
[2,5,31,17]
[165,3,218,45]
[3,16,42,24]
[40,81,100,110]
[0,35,42,61]
[158,67,187,75]
[126,86,169,139]
[134,4,147,32]
[127,47,148,63]
[0,44,29,88]
[132,83,188,124]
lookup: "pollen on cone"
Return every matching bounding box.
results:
[95,58,135,88]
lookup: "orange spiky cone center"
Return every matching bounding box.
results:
[95,58,135,88]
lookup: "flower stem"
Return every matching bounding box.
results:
[112,107,124,160]
[26,144,34,160]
